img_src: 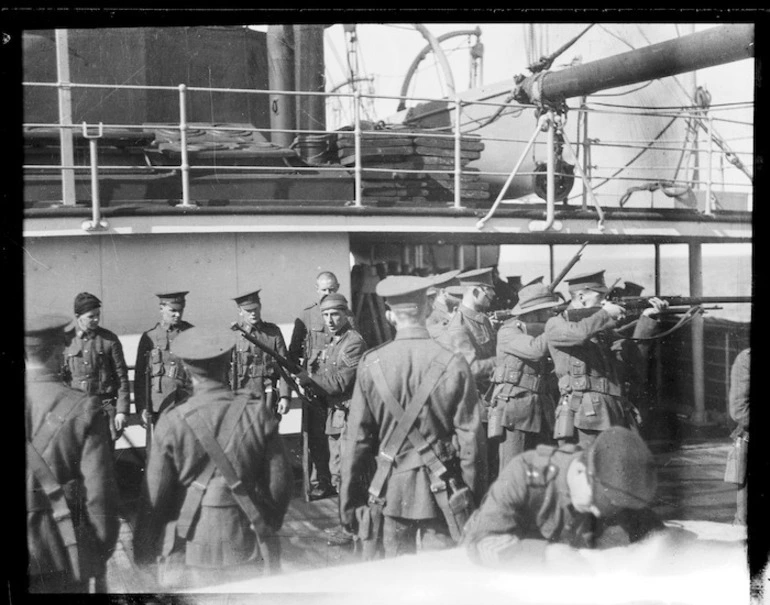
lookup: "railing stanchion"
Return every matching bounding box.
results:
[176,84,194,208]
[81,122,108,232]
[55,29,76,206]
[453,95,463,209]
[353,89,363,207]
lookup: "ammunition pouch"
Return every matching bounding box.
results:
[724,434,749,486]
[151,348,164,377]
[354,496,385,561]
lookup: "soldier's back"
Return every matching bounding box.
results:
[26,377,119,592]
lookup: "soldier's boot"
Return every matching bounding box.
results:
[325,526,355,547]
[309,480,336,500]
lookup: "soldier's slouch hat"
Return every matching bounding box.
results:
[511,283,562,316]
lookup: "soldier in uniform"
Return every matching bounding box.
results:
[63,292,131,443]
[728,347,750,526]
[230,289,291,418]
[490,283,563,477]
[462,426,665,567]
[288,271,341,500]
[425,269,461,340]
[296,293,368,545]
[340,275,487,559]
[134,291,194,428]
[438,267,498,396]
[132,327,293,590]
[26,314,120,593]
[438,267,498,477]
[545,270,668,447]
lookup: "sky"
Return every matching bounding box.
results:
[317,22,755,128]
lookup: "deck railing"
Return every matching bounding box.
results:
[22,78,754,222]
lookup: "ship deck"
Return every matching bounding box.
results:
[103,429,746,594]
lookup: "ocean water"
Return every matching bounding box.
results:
[498,246,752,323]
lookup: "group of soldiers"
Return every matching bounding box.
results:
[26,262,681,593]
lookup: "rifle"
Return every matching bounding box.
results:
[548,241,588,293]
[144,350,154,453]
[562,295,748,322]
[613,295,751,309]
[229,323,328,408]
[487,243,588,324]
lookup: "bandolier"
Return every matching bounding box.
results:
[231,321,290,407]
[230,289,291,414]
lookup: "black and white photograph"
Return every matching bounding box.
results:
[9,9,762,605]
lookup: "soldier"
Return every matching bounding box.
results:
[288,271,340,499]
[438,267,498,397]
[63,292,131,443]
[462,427,665,567]
[727,347,750,526]
[438,267,498,475]
[340,275,487,559]
[490,282,563,476]
[425,269,461,339]
[230,288,291,418]
[26,314,120,593]
[545,270,668,447]
[296,293,368,545]
[134,291,194,428]
[132,327,293,590]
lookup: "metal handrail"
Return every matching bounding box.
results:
[22,78,753,216]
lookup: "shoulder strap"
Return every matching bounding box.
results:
[179,399,270,539]
[366,348,454,499]
[173,398,245,543]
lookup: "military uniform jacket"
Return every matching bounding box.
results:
[426,299,454,340]
[462,444,665,565]
[340,327,487,525]
[310,326,368,435]
[492,319,555,433]
[544,309,659,431]
[729,348,750,438]
[134,320,194,416]
[64,326,131,414]
[289,302,330,370]
[230,321,291,400]
[438,304,497,396]
[132,380,293,568]
[26,369,120,581]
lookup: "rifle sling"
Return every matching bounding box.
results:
[367,349,453,501]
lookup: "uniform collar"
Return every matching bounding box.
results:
[458,303,489,323]
[394,326,431,340]
[329,325,350,342]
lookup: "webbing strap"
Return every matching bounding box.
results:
[181,400,269,539]
[367,349,453,499]
[27,392,85,581]
[27,443,81,580]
